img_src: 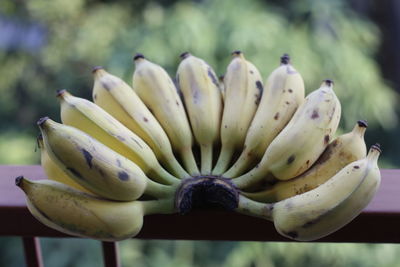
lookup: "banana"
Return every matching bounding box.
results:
[92,67,189,179]
[38,117,176,201]
[224,54,305,177]
[16,177,175,241]
[176,52,223,174]
[237,144,381,241]
[132,54,199,175]
[57,89,179,185]
[244,120,368,202]
[233,80,341,189]
[37,134,92,194]
[212,51,263,175]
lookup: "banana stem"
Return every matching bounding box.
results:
[232,167,270,189]
[149,164,181,185]
[180,147,200,175]
[241,189,276,203]
[236,195,273,221]
[212,146,234,175]
[145,179,178,199]
[200,143,213,174]
[161,154,190,179]
[141,197,177,215]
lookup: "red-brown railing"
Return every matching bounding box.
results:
[1,165,400,267]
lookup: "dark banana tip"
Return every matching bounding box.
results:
[133,53,145,61]
[92,66,104,73]
[324,79,334,86]
[37,116,50,127]
[15,176,24,187]
[56,89,67,97]
[280,53,291,64]
[231,50,242,56]
[357,120,368,128]
[372,143,382,153]
[180,52,191,59]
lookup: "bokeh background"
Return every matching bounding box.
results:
[1,0,400,266]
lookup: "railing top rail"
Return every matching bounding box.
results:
[1,165,400,243]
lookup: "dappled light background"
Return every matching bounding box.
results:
[1,0,400,266]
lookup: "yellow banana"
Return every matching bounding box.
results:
[176,52,223,174]
[237,144,381,241]
[233,80,341,189]
[213,51,263,175]
[224,54,305,177]
[38,117,176,201]
[244,120,368,202]
[57,89,179,185]
[92,67,189,179]
[132,54,199,175]
[37,134,91,194]
[16,177,175,241]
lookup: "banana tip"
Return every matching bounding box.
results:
[56,89,67,97]
[180,52,191,59]
[357,120,368,128]
[372,143,382,153]
[324,79,334,86]
[133,53,145,61]
[231,50,242,56]
[37,116,49,127]
[280,53,291,64]
[92,66,104,73]
[15,176,24,187]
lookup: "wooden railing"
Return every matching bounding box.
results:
[1,165,400,267]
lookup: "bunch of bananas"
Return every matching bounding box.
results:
[16,51,381,242]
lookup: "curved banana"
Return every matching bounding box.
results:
[233,80,341,189]
[237,144,381,241]
[212,51,263,175]
[132,54,199,175]
[57,89,179,185]
[224,54,305,177]
[37,134,91,194]
[176,52,223,174]
[38,117,176,201]
[92,67,189,179]
[244,120,368,202]
[16,177,175,241]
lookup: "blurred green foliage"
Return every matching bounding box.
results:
[1,0,400,266]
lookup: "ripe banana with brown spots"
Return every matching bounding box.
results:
[57,89,179,185]
[16,177,175,241]
[38,117,176,201]
[233,80,341,189]
[224,54,305,177]
[91,67,189,179]
[37,134,91,194]
[244,120,367,202]
[212,51,263,175]
[237,144,381,241]
[176,52,223,174]
[132,54,199,175]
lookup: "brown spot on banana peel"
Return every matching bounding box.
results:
[117,171,130,181]
[143,117,148,122]
[81,149,93,168]
[311,110,319,119]
[287,155,296,164]
[324,135,330,145]
[274,112,280,120]
[255,81,264,101]
[208,68,219,88]
[288,88,293,93]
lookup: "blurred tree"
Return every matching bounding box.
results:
[1,0,400,266]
